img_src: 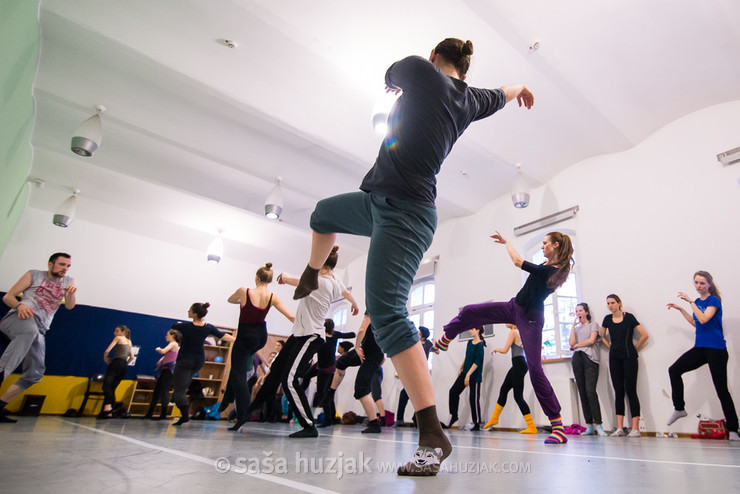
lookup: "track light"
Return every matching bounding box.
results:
[264,178,284,220]
[511,163,530,209]
[207,231,224,264]
[71,105,105,157]
[53,189,80,228]
[371,90,400,135]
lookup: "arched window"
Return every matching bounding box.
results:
[331,304,349,331]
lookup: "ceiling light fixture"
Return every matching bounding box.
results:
[371,89,400,135]
[53,189,80,228]
[207,230,224,264]
[264,177,284,220]
[71,105,105,157]
[511,163,530,209]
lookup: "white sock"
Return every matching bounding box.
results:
[667,409,687,426]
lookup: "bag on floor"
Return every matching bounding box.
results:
[691,419,727,439]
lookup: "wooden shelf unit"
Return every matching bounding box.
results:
[194,343,232,404]
[127,376,174,418]
[126,327,234,418]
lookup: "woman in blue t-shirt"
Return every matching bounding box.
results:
[444,328,486,431]
[666,271,739,440]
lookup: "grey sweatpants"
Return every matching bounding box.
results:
[0,312,46,391]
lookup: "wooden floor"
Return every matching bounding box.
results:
[1,416,738,493]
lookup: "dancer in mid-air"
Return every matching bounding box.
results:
[291,37,535,475]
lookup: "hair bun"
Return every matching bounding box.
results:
[265,262,273,269]
[204,302,210,308]
[462,40,474,56]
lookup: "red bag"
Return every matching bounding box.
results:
[690,419,727,439]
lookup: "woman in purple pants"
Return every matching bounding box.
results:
[434,231,573,444]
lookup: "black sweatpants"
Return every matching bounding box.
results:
[572,352,602,424]
[249,334,324,428]
[669,346,738,431]
[449,373,482,425]
[172,357,202,419]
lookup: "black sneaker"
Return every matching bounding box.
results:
[362,419,382,434]
[289,426,318,438]
[0,412,18,424]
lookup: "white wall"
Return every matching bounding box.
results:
[343,101,740,433]
[0,207,298,335]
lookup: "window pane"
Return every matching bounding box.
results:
[409,313,421,329]
[541,329,557,358]
[423,310,434,331]
[543,303,555,330]
[410,286,424,307]
[333,308,347,327]
[557,273,577,298]
[423,283,435,304]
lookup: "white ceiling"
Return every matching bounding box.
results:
[28,0,740,271]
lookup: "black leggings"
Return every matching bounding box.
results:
[370,366,383,401]
[669,346,738,431]
[300,363,335,406]
[172,357,202,419]
[102,358,128,407]
[397,388,410,421]
[497,356,531,415]
[147,364,174,416]
[449,374,482,425]
[228,324,268,422]
[610,355,640,417]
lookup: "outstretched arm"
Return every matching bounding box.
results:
[500,84,534,109]
[493,330,517,355]
[277,273,299,287]
[490,231,523,268]
[156,341,178,355]
[676,292,717,325]
[666,303,696,327]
